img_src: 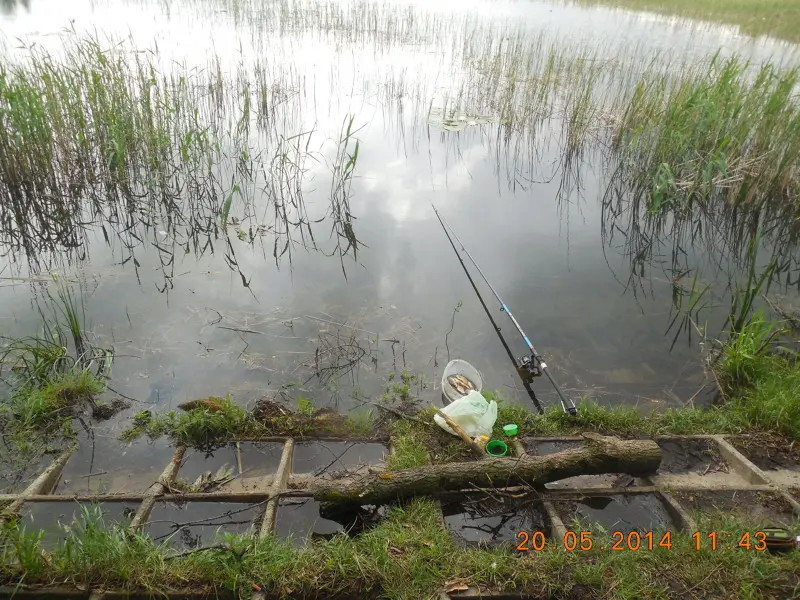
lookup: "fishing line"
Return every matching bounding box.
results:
[432,203,578,416]
[434,204,543,413]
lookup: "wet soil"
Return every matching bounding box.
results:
[0,587,580,600]
[656,437,726,474]
[251,396,296,421]
[91,398,131,421]
[671,490,795,527]
[0,587,241,599]
[728,434,800,471]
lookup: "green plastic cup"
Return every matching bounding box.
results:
[503,424,519,437]
[485,440,508,457]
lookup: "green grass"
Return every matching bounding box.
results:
[612,56,800,231]
[507,354,800,440]
[0,282,107,437]
[388,409,487,468]
[724,355,800,438]
[120,396,384,450]
[1,499,798,599]
[120,396,257,451]
[8,369,104,430]
[387,419,430,470]
[572,0,800,43]
[380,336,799,448]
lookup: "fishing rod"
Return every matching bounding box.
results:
[432,203,578,416]
[434,205,544,414]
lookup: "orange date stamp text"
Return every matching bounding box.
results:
[515,531,674,551]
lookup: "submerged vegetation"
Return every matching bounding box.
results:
[0,282,108,450]
[119,395,385,449]
[117,308,800,456]
[0,499,798,599]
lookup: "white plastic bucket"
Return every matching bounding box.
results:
[441,359,484,405]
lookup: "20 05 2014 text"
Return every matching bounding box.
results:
[515,531,675,552]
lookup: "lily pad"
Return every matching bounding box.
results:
[428,107,494,132]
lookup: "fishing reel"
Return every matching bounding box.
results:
[516,355,542,383]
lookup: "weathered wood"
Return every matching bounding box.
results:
[432,407,485,458]
[308,433,662,505]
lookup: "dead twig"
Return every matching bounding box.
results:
[684,383,707,408]
[218,325,264,335]
[164,544,232,561]
[359,399,429,425]
[304,315,376,336]
[78,471,107,479]
[467,481,503,504]
[148,502,267,530]
[683,565,723,596]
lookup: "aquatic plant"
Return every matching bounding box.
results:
[0,31,356,282]
[325,114,366,278]
[1,19,797,290]
[718,310,788,388]
[381,371,426,404]
[345,408,374,437]
[0,281,108,432]
[608,57,800,262]
[122,395,249,451]
[8,370,105,430]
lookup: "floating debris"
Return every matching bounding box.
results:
[192,464,235,492]
[427,107,495,132]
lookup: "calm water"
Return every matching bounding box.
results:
[1,0,799,479]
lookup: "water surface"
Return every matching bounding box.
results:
[1,0,799,485]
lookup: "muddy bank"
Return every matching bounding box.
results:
[728,434,800,471]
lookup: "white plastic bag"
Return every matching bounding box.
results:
[434,390,497,438]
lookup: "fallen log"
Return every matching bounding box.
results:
[308,433,661,505]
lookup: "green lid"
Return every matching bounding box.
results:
[485,440,508,457]
[503,424,519,437]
